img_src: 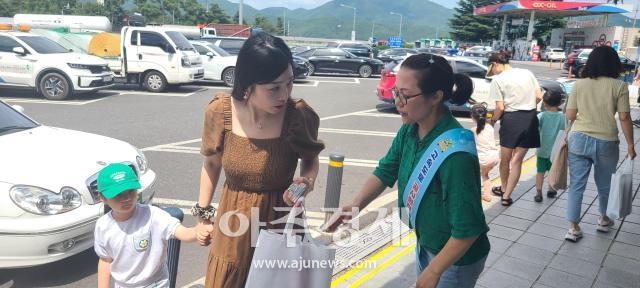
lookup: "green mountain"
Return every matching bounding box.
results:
[206,0,454,41]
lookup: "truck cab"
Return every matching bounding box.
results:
[0,25,113,100]
[113,26,204,92]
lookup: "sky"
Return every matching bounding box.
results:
[227,0,460,10]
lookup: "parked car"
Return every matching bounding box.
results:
[0,28,113,100]
[563,48,636,78]
[292,56,311,80]
[0,101,156,268]
[294,48,383,78]
[416,47,448,55]
[377,54,563,112]
[376,48,417,63]
[197,36,247,55]
[463,46,492,57]
[191,40,237,86]
[327,42,374,58]
[541,47,565,62]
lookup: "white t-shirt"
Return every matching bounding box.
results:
[94,204,180,288]
[489,68,540,112]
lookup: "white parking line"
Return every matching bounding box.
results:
[1,97,106,105]
[353,112,400,118]
[293,80,320,87]
[319,128,396,137]
[320,108,379,121]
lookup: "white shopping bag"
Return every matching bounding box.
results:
[245,198,336,288]
[550,130,565,161]
[606,159,634,220]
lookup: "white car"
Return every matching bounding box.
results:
[0,29,113,100]
[0,101,156,268]
[191,41,237,87]
[542,48,565,62]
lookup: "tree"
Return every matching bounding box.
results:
[0,0,18,17]
[276,16,284,35]
[449,0,504,42]
[254,15,277,34]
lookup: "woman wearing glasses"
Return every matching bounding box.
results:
[325,54,489,288]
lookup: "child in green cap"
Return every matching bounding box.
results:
[93,163,197,288]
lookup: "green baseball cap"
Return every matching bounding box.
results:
[97,163,141,199]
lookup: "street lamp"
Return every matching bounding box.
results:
[389,12,403,39]
[340,4,356,41]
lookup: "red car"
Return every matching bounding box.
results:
[376,61,399,103]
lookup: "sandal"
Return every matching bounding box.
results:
[547,190,558,198]
[565,228,583,242]
[501,198,513,206]
[534,192,543,203]
[597,217,615,233]
[492,186,504,197]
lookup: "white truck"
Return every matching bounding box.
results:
[155,24,217,40]
[98,26,204,92]
[0,26,113,100]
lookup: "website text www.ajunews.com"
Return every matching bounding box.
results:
[252,257,377,271]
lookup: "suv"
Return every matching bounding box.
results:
[327,42,373,58]
[197,36,247,55]
[0,28,113,100]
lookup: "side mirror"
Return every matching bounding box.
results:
[68,48,74,52]
[164,43,175,54]
[206,52,214,58]
[12,105,25,114]
[12,47,26,56]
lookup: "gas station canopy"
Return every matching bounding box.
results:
[474,0,628,17]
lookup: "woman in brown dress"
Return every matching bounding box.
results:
[192,33,325,288]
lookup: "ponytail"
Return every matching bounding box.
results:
[471,103,488,134]
[450,73,473,106]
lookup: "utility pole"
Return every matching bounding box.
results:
[239,0,244,25]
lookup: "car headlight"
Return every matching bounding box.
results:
[181,56,191,67]
[136,148,149,174]
[67,63,91,69]
[10,186,82,215]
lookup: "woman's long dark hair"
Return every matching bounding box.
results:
[582,46,623,79]
[471,103,488,134]
[231,32,293,101]
[400,54,474,106]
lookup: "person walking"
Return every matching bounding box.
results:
[564,46,636,242]
[488,52,543,206]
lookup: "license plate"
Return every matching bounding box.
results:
[103,75,113,82]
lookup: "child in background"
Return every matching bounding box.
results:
[471,103,499,202]
[535,89,566,202]
[94,163,197,288]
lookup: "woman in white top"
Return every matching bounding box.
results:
[488,52,543,206]
[471,103,499,202]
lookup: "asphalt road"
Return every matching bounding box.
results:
[0,61,563,288]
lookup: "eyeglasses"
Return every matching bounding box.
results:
[391,87,422,105]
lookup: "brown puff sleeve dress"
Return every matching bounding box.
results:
[200,93,325,288]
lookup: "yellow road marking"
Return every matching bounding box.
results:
[330,232,416,287]
[349,243,417,287]
[336,155,537,287]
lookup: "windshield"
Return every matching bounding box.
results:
[206,44,230,56]
[16,36,69,54]
[0,102,38,135]
[166,31,195,51]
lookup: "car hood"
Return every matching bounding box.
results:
[0,126,137,190]
[53,53,108,65]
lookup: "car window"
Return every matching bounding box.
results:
[455,61,487,78]
[16,36,69,54]
[0,101,38,136]
[130,31,139,45]
[193,44,209,55]
[0,36,23,53]
[206,44,230,56]
[220,39,245,50]
[140,32,169,49]
[296,49,314,58]
[314,49,333,56]
[341,43,366,49]
[327,42,338,48]
[166,31,194,51]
